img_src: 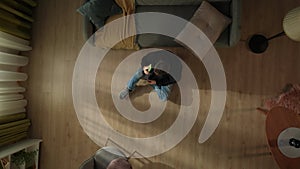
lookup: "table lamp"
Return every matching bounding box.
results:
[248,6,300,54]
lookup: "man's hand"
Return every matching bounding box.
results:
[147,80,156,85]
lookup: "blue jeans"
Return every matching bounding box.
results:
[127,68,173,101]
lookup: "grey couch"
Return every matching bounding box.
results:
[80,0,241,48]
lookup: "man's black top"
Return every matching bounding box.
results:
[140,50,182,86]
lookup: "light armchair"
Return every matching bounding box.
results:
[79,146,132,169]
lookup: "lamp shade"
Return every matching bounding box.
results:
[283,6,300,42]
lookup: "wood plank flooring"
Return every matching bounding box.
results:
[24,0,300,168]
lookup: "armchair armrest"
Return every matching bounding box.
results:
[79,157,94,169]
[214,0,241,47]
[229,0,241,46]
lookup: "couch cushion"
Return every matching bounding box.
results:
[77,0,122,29]
[136,2,232,47]
[136,5,199,47]
[135,0,241,47]
[186,1,232,43]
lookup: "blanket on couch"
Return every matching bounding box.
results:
[94,0,140,50]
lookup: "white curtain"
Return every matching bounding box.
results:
[0,0,37,147]
[0,31,31,117]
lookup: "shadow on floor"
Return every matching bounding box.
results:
[129,84,194,106]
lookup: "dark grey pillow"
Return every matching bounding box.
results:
[77,0,122,29]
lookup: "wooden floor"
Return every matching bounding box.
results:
[25,0,300,168]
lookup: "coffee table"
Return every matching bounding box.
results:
[265,107,300,169]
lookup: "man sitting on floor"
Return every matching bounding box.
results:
[119,50,182,102]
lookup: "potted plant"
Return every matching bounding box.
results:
[11,150,37,169]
